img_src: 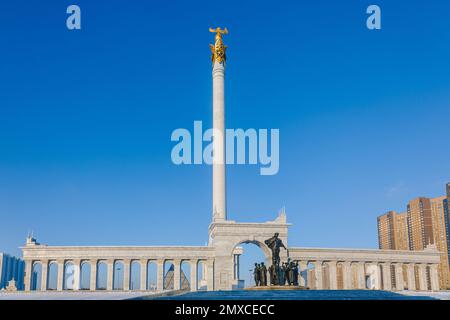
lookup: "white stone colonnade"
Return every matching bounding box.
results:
[22,245,215,292]
[289,247,441,291]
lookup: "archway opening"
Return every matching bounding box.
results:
[196,260,208,291]
[47,262,58,290]
[80,261,91,290]
[180,261,191,290]
[234,242,267,288]
[130,261,140,290]
[147,261,157,290]
[163,261,174,290]
[31,262,42,291]
[113,261,124,290]
[96,261,107,290]
[63,262,75,290]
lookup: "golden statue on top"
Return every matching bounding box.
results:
[209,27,228,65]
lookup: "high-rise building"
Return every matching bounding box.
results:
[407,196,449,289]
[0,253,25,290]
[377,211,409,250]
[444,183,450,283]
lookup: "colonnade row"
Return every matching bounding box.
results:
[296,260,440,291]
[23,258,214,292]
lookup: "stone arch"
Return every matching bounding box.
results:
[180,260,191,290]
[63,261,75,290]
[31,261,42,291]
[80,261,91,290]
[96,261,107,290]
[113,260,124,290]
[230,239,272,262]
[47,261,58,290]
[130,260,141,290]
[146,261,157,290]
[163,260,174,290]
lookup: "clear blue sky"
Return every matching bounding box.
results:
[1,0,450,261]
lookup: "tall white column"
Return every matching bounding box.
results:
[140,260,147,290]
[314,261,323,290]
[90,260,97,291]
[328,261,338,290]
[394,263,404,291]
[406,264,416,291]
[106,260,114,291]
[73,259,81,291]
[430,264,440,291]
[342,262,352,290]
[24,260,32,291]
[190,260,198,292]
[41,260,48,291]
[381,263,392,291]
[56,260,64,291]
[357,262,366,289]
[157,260,164,291]
[123,260,131,291]
[173,259,181,290]
[418,264,428,291]
[212,61,226,222]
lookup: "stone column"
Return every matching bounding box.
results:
[41,260,49,291]
[24,259,32,291]
[328,261,338,290]
[173,259,181,290]
[190,260,198,292]
[418,264,428,291]
[406,264,416,291]
[90,260,97,291]
[381,263,392,291]
[157,259,164,291]
[73,259,81,291]
[212,61,226,222]
[430,264,440,291]
[314,261,323,290]
[140,260,147,291]
[107,260,114,291]
[298,261,308,287]
[206,260,214,291]
[342,262,352,290]
[123,260,131,291]
[394,263,404,291]
[56,260,64,291]
[374,263,382,290]
[357,262,366,289]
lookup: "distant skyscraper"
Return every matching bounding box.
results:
[377,211,409,250]
[444,183,450,280]
[0,253,25,290]
[407,196,449,289]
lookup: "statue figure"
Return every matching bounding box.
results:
[292,261,299,286]
[264,233,287,268]
[253,263,260,286]
[209,27,228,65]
[259,262,268,286]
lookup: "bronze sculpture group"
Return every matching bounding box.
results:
[253,232,300,287]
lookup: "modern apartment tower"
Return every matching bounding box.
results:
[377,211,409,250]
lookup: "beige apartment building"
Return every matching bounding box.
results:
[378,188,450,290]
[377,211,409,250]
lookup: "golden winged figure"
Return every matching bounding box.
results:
[209,27,228,65]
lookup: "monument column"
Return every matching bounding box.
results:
[381,263,392,291]
[328,261,338,290]
[56,260,64,291]
[394,263,404,291]
[430,264,440,291]
[314,261,323,290]
[190,260,198,291]
[73,259,81,291]
[140,260,147,290]
[407,264,416,291]
[123,259,131,291]
[90,260,97,291]
[106,260,114,290]
[417,264,428,291]
[24,259,32,291]
[157,259,164,291]
[173,259,181,290]
[357,262,366,289]
[210,27,228,222]
[342,262,352,290]
[41,260,49,291]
